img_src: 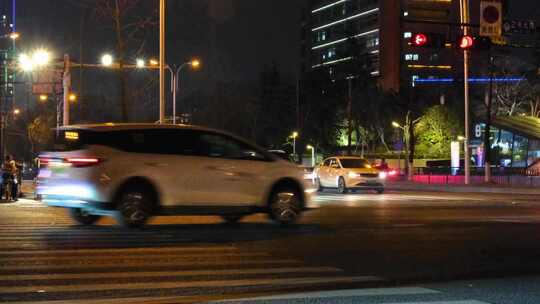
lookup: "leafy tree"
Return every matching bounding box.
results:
[27,114,55,156]
[415,105,462,158]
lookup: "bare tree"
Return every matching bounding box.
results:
[94,0,157,122]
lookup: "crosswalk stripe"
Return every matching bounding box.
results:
[0,246,238,257]
[214,287,440,302]
[0,258,301,272]
[382,301,491,304]
[0,276,383,294]
[0,252,270,263]
[0,266,342,281]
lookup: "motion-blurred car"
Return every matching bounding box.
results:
[314,156,385,194]
[37,124,315,228]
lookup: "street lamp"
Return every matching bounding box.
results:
[68,93,77,102]
[39,94,48,102]
[149,59,159,66]
[13,109,20,116]
[101,54,113,67]
[168,59,202,125]
[8,32,19,40]
[307,145,316,167]
[291,131,299,155]
[18,53,34,72]
[32,49,51,67]
[136,59,145,68]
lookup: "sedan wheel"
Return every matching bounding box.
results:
[338,177,348,194]
[269,188,303,226]
[116,190,152,228]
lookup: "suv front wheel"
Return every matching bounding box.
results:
[115,188,153,228]
[268,187,303,226]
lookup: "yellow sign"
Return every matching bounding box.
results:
[480,0,502,37]
[65,131,79,140]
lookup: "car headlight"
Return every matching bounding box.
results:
[348,172,360,178]
[379,172,388,179]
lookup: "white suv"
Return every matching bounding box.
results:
[37,124,314,228]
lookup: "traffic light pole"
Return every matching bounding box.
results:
[461,0,471,185]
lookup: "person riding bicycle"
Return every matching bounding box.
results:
[2,155,18,201]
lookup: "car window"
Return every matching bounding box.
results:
[323,159,331,167]
[340,158,370,168]
[69,129,198,156]
[197,132,268,161]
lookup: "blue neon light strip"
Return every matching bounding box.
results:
[414,77,525,84]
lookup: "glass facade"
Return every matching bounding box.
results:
[309,0,380,76]
[475,123,540,168]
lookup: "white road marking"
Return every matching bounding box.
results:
[0,276,383,294]
[214,287,440,302]
[0,266,343,281]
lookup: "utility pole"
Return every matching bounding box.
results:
[461,0,471,184]
[159,0,166,124]
[63,54,71,126]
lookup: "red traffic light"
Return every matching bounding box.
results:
[459,35,474,49]
[413,33,428,46]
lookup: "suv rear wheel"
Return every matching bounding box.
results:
[115,188,154,228]
[268,186,303,226]
[69,208,101,226]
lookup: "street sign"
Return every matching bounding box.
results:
[31,70,63,95]
[480,0,502,38]
[503,20,536,34]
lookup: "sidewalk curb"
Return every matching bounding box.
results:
[386,183,540,195]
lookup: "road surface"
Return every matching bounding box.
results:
[1,191,539,303]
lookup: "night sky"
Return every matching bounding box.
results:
[14,0,306,83]
[6,0,539,120]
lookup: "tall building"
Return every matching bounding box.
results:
[300,0,381,81]
[301,0,483,93]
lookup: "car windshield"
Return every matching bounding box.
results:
[339,158,370,168]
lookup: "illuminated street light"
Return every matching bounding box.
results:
[392,121,401,129]
[101,54,113,67]
[191,59,201,69]
[18,53,34,71]
[32,49,51,67]
[13,108,20,115]
[307,145,316,167]
[39,94,48,102]
[149,59,159,66]
[458,136,465,141]
[291,131,299,155]
[136,59,145,68]
[9,32,19,40]
[68,93,77,102]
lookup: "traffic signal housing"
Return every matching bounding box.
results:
[410,33,446,48]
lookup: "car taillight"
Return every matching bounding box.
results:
[39,157,50,166]
[64,157,102,168]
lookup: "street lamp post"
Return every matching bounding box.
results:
[291,131,299,155]
[168,59,200,125]
[460,0,471,184]
[307,145,315,167]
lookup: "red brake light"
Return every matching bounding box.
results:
[39,157,51,167]
[65,157,102,167]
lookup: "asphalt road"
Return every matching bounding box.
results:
[1,191,540,303]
